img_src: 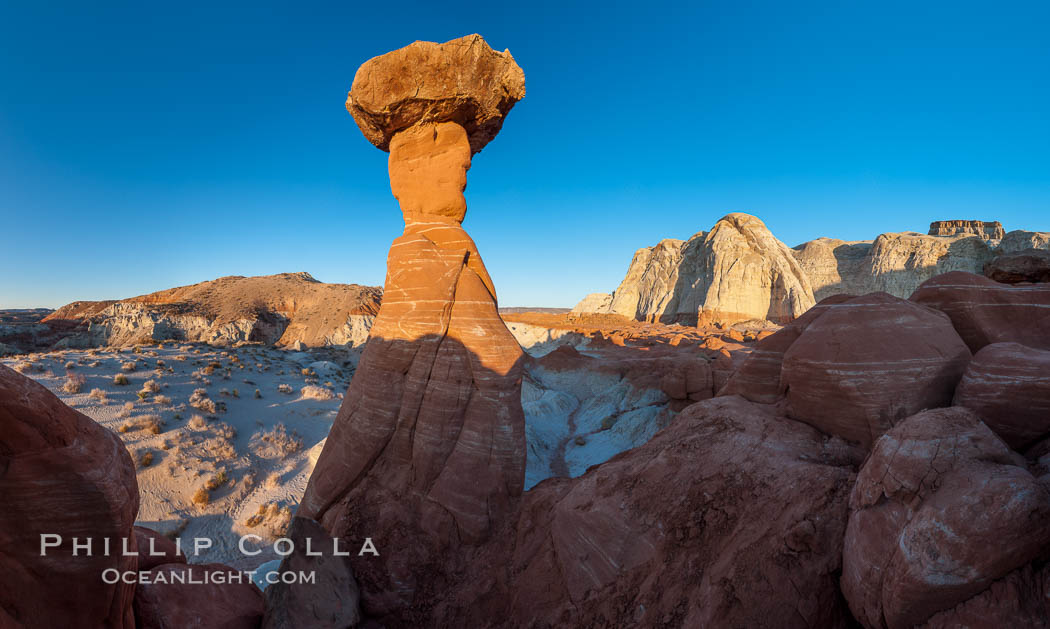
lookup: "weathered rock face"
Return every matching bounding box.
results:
[443,396,860,628]
[570,292,613,314]
[919,563,1050,628]
[984,248,1050,284]
[576,218,1050,323]
[346,34,525,155]
[953,342,1050,449]
[262,517,361,629]
[0,364,139,628]
[133,526,187,572]
[133,563,265,629]
[793,231,998,300]
[607,238,686,320]
[298,36,526,620]
[928,219,1005,239]
[607,213,815,325]
[910,271,1050,352]
[40,272,381,350]
[841,407,1050,629]
[781,293,971,447]
[718,293,855,403]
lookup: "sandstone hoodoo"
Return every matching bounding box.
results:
[346,33,525,155]
[295,34,527,617]
[0,364,139,628]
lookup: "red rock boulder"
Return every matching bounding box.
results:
[919,563,1050,628]
[134,563,264,629]
[781,293,971,447]
[133,525,187,572]
[983,248,1050,284]
[953,342,1050,449]
[0,364,139,628]
[718,294,854,403]
[841,407,1050,629]
[261,517,361,629]
[440,396,860,628]
[910,270,1050,352]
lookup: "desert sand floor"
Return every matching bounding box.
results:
[2,343,351,568]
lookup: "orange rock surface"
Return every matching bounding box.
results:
[297,36,526,616]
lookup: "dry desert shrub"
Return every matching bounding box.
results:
[153,394,172,405]
[300,385,335,401]
[265,471,281,489]
[64,361,76,370]
[88,388,108,403]
[62,373,86,394]
[118,401,135,418]
[277,384,293,395]
[141,379,160,394]
[189,388,217,414]
[120,361,137,372]
[188,414,207,430]
[192,486,210,507]
[138,450,154,467]
[251,423,303,458]
[13,361,41,374]
[244,502,293,538]
[204,469,228,491]
[113,373,130,386]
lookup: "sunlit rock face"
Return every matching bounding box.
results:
[297,35,526,618]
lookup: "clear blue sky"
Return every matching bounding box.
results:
[2,1,1048,309]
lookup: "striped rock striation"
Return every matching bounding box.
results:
[296,36,526,620]
[953,342,1050,450]
[910,271,1050,352]
[781,293,972,448]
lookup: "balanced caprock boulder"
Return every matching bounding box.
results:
[293,35,527,621]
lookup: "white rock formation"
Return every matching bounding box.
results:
[602,213,815,325]
[579,215,1050,322]
[570,293,613,314]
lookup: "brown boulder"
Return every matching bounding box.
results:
[910,270,1050,352]
[0,364,139,628]
[262,517,361,629]
[919,563,1050,628]
[718,294,854,403]
[453,396,858,627]
[781,293,971,447]
[841,407,1050,629]
[133,525,187,571]
[953,342,1050,449]
[658,357,713,403]
[347,34,525,154]
[133,563,264,629]
[984,248,1050,284]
